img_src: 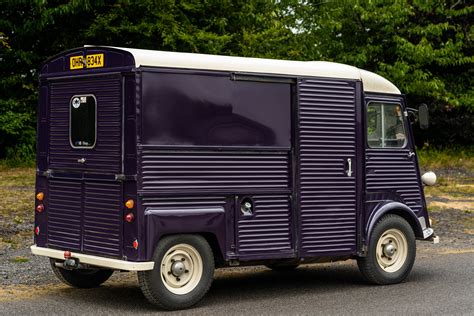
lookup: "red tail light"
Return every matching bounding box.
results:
[64,251,72,259]
[125,213,135,223]
[35,226,40,235]
[36,204,44,213]
[133,239,139,250]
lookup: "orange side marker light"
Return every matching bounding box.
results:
[125,199,134,209]
[36,192,44,201]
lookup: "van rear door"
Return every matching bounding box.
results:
[45,74,124,258]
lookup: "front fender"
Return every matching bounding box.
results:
[144,207,226,261]
[365,201,423,243]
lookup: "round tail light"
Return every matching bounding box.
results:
[35,226,40,235]
[36,204,44,213]
[125,213,135,223]
[133,239,139,250]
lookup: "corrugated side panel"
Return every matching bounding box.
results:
[140,151,290,191]
[47,179,82,251]
[47,179,123,257]
[237,195,292,254]
[83,181,122,257]
[298,79,357,255]
[142,196,226,209]
[366,149,422,212]
[49,76,122,173]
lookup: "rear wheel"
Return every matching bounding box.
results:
[357,214,416,285]
[138,235,214,310]
[50,259,113,288]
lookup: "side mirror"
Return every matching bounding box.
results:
[418,103,429,129]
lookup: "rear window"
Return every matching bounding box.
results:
[70,95,96,148]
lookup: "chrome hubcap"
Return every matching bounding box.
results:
[383,243,396,257]
[171,260,186,277]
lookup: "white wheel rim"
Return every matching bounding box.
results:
[376,228,408,273]
[160,243,203,295]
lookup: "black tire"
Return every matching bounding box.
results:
[357,214,416,285]
[265,263,299,271]
[50,259,113,288]
[138,234,214,311]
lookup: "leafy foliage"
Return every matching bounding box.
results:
[0,0,472,160]
[282,0,473,146]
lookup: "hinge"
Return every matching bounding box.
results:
[41,169,52,178]
[115,174,137,181]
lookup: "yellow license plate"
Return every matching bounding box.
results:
[70,54,104,70]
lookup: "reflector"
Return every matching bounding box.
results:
[36,192,44,201]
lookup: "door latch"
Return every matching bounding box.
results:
[407,151,415,158]
[77,157,86,164]
[346,158,353,177]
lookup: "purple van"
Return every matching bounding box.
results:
[31,46,439,310]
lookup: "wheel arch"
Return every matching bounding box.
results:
[365,202,423,244]
[144,208,226,262]
[156,232,224,266]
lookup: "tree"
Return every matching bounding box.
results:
[285,0,473,145]
[0,0,290,160]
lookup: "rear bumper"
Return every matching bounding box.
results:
[31,245,154,271]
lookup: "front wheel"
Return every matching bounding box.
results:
[50,259,113,288]
[357,214,416,285]
[138,235,214,310]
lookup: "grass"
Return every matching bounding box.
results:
[9,256,30,264]
[0,165,35,250]
[0,165,35,218]
[417,146,474,172]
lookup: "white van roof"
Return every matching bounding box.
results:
[90,46,400,94]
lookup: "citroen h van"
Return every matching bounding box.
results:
[31,46,439,310]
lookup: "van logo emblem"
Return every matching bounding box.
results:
[72,97,81,109]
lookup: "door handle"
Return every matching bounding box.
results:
[407,151,415,158]
[346,158,353,177]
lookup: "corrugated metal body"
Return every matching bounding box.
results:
[366,149,422,212]
[298,79,357,256]
[49,76,122,173]
[237,195,292,254]
[47,179,123,258]
[142,196,226,209]
[83,181,122,257]
[47,179,82,251]
[139,151,290,191]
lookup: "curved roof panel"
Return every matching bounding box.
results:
[87,46,401,94]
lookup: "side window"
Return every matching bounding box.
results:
[367,103,407,148]
[70,95,97,148]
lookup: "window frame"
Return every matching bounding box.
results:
[69,94,98,150]
[366,101,408,149]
